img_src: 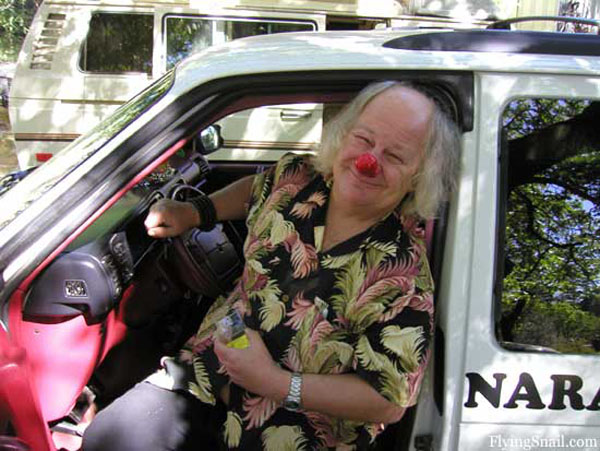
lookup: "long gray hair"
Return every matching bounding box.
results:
[313,81,461,219]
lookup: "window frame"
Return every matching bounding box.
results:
[493,94,600,355]
[162,13,317,70]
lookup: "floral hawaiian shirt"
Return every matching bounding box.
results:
[162,153,434,450]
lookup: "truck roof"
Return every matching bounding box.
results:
[171,28,600,100]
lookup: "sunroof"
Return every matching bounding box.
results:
[383,30,600,57]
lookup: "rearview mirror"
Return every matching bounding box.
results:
[197,125,223,154]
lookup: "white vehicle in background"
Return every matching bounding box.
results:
[8,0,511,169]
[9,0,328,169]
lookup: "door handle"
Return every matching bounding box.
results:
[280,110,312,121]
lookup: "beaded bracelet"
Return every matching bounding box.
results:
[189,194,217,231]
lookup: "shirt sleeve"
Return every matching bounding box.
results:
[246,152,312,231]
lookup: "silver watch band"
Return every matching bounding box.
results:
[284,372,303,411]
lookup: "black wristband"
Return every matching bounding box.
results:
[189,194,217,231]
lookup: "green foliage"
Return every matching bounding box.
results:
[503,98,589,140]
[512,300,600,354]
[0,0,38,61]
[500,97,600,354]
[166,18,212,69]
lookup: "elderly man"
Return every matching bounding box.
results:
[84,81,460,450]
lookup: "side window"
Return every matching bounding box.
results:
[496,97,600,354]
[204,102,326,161]
[215,103,323,149]
[165,16,314,69]
[79,13,153,74]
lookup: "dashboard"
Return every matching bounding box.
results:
[22,150,243,325]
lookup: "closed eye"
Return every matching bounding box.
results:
[353,133,372,146]
[385,151,404,164]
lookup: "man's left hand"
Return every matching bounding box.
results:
[213,328,288,401]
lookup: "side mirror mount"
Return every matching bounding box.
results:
[196,125,223,154]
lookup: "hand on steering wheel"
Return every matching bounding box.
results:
[144,198,199,238]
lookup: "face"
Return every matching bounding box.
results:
[331,86,434,216]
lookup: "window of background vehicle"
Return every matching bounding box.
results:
[165,16,315,69]
[496,97,600,354]
[210,103,324,160]
[79,13,153,74]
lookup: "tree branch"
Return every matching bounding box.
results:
[515,190,581,250]
[529,176,600,204]
[508,101,600,191]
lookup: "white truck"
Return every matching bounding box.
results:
[0,19,599,451]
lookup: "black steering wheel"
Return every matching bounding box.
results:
[167,185,243,299]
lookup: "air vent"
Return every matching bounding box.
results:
[30,13,66,70]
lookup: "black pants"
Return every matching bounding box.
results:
[82,382,225,451]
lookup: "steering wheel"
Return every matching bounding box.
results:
[167,185,243,299]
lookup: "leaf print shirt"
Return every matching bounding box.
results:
[178,153,434,450]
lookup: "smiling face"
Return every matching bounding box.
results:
[331,86,434,217]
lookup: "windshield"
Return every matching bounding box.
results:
[0,70,174,232]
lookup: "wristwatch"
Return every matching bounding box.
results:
[283,372,303,411]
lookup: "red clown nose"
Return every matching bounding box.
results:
[354,153,379,177]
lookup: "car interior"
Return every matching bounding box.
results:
[1,74,471,450]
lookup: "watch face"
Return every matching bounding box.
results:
[284,399,301,411]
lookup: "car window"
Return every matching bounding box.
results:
[79,13,153,74]
[206,103,326,161]
[496,97,600,354]
[165,16,315,69]
[0,71,174,235]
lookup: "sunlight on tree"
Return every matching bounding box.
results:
[0,0,40,61]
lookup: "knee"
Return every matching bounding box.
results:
[82,406,137,450]
[82,382,202,450]
[82,383,163,450]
